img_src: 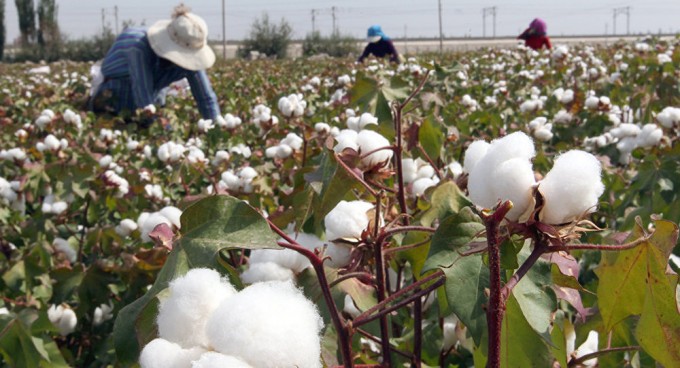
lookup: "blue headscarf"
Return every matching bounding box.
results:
[367,25,390,41]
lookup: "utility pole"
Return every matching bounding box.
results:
[331,6,337,35]
[311,9,316,33]
[404,24,408,55]
[222,0,226,59]
[483,7,497,38]
[101,8,106,37]
[438,0,443,54]
[613,6,631,36]
[114,6,119,34]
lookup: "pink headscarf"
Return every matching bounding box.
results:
[530,18,547,34]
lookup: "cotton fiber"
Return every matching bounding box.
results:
[139,338,206,368]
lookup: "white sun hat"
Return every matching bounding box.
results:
[147,4,216,71]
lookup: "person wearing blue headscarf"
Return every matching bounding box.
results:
[358,25,399,63]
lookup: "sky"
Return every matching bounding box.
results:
[3,0,680,44]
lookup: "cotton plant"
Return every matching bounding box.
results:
[251,104,279,133]
[241,231,325,284]
[42,193,69,215]
[656,106,680,128]
[527,116,553,142]
[93,303,114,326]
[103,170,130,198]
[228,143,252,158]
[552,88,574,104]
[323,200,381,268]
[139,269,323,368]
[47,304,77,336]
[36,134,68,153]
[333,129,393,170]
[157,141,186,163]
[196,119,214,133]
[137,206,182,242]
[278,93,306,118]
[115,218,138,238]
[217,113,242,129]
[213,166,258,194]
[346,112,378,132]
[402,158,441,197]
[464,132,604,224]
[52,237,77,263]
[519,95,544,113]
[34,109,55,129]
[265,132,304,159]
[585,92,611,110]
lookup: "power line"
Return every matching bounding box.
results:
[482,6,497,38]
[613,6,631,35]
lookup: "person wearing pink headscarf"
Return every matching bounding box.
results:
[518,18,552,50]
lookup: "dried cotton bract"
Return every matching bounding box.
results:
[206,280,323,368]
[538,150,604,225]
[157,268,237,349]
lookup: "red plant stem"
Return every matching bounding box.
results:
[483,201,513,368]
[372,214,393,367]
[334,152,378,197]
[352,276,445,327]
[500,238,548,301]
[545,236,649,253]
[567,346,639,367]
[352,270,445,326]
[269,221,354,367]
[412,293,423,368]
[417,144,443,180]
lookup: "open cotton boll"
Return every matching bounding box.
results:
[402,159,418,183]
[635,124,663,148]
[47,304,77,336]
[159,206,182,229]
[241,262,295,283]
[281,133,304,150]
[333,129,359,152]
[325,200,374,241]
[139,212,173,242]
[343,294,361,318]
[539,150,604,225]
[442,315,459,351]
[157,268,237,349]
[656,106,680,128]
[324,242,352,268]
[206,281,323,368]
[53,237,77,263]
[489,158,536,220]
[573,331,599,367]
[412,177,438,197]
[93,303,114,326]
[347,112,378,131]
[356,130,393,168]
[191,352,254,368]
[139,338,206,368]
[463,140,490,173]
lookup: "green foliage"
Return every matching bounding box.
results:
[302,31,359,58]
[238,13,292,59]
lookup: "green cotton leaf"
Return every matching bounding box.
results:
[311,150,360,229]
[596,219,679,331]
[395,231,431,279]
[634,261,680,366]
[423,207,484,271]
[512,243,556,340]
[440,254,489,345]
[500,295,553,368]
[349,72,379,110]
[49,266,85,305]
[0,318,50,367]
[180,195,279,251]
[418,116,445,163]
[419,182,472,228]
[113,241,190,364]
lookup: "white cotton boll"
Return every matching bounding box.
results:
[357,112,378,130]
[43,134,61,151]
[573,331,599,367]
[416,164,435,180]
[539,150,604,225]
[337,74,351,85]
[314,122,331,134]
[553,110,573,124]
[186,146,207,165]
[139,338,206,368]
[157,268,237,349]
[611,123,641,139]
[325,200,374,241]
[281,133,304,150]
[159,206,182,229]
[343,294,361,318]
[636,124,663,148]
[140,212,173,242]
[585,96,600,109]
[50,201,68,215]
[656,106,680,128]
[241,262,295,283]
[53,237,77,263]
[221,170,240,190]
[115,219,138,237]
[528,117,547,130]
[534,127,553,142]
[560,89,574,104]
[35,115,52,129]
[192,352,254,368]
[239,167,257,181]
[463,140,490,173]
[126,139,139,151]
[197,119,214,133]
[248,238,315,274]
[616,136,637,154]
[324,243,352,268]
[219,113,242,129]
[402,158,418,184]
[447,161,463,179]
[265,146,279,158]
[357,130,393,168]
[442,315,459,351]
[333,129,359,153]
[490,158,536,220]
[658,53,672,64]
[47,305,77,336]
[206,280,323,368]
[412,177,437,197]
[211,150,230,166]
[93,303,114,326]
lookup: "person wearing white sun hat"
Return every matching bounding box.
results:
[90,4,224,127]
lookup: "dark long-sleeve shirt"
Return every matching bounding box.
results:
[96,28,221,119]
[518,28,552,50]
[358,39,399,63]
